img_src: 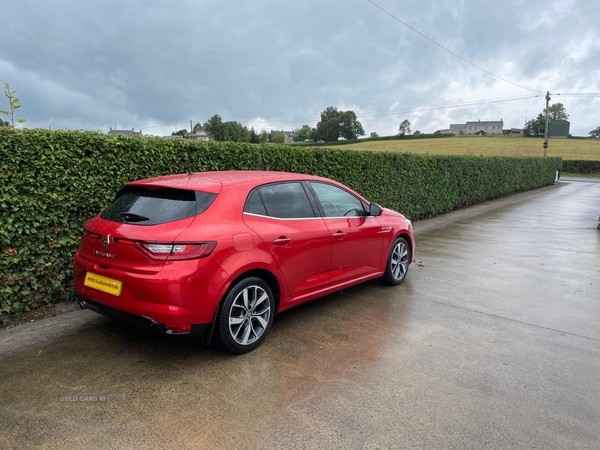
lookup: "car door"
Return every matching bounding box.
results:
[308,181,384,285]
[242,182,332,300]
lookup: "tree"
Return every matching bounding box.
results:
[545,103,569,121]
[293,124,316,142]
[398,120,411,136]
[413,130,421,135]
[271,131,286,144]
[523,113,545,137]
[315,106,365,142]
[0,119,9,127]
[589,126,600,138]
[171,129,188,137]
[205,114,225,140]
[339,110,364,140]
[222,121,246,142]
[259,130,269,144]
[248,127,259,144]
[204,115,250,142]
[1,82,26,127]
[370,132,379,138]
[524,103,569,137]
[192,122,204,132]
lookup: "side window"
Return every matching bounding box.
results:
[309,182,366,217]
[258,183,314,219]
[244,190,267,216]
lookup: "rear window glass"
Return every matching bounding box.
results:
[258,182,314,219]
[244,190,267,216]
[100,186,216,225]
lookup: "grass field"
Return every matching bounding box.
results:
[325,136,600,160]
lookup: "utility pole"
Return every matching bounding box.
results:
[543,91,550,157]
[190,120,193,138]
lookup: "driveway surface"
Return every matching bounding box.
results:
[1,180,599,449]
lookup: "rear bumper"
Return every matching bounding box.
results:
[77,296,210,336]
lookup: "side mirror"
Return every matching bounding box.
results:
[369,203,382,216]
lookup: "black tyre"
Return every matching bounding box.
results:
[216,277,275,354]
[382,237,410,286]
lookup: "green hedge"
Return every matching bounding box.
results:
[291,132,454,147]
[562,160,600,174]
[0,128,561,318]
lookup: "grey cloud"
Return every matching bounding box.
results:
[0,0,598,136]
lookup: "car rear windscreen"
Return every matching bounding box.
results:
[100,186,216,225]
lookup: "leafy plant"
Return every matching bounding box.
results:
[0,83,26,127]
[562,160,600,174]
[271,131,286,144]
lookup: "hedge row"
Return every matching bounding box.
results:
[0,128,561,318]
[562,160,600,174]
[291,132,455,147]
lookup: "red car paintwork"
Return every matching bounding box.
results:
[73,171,414,334]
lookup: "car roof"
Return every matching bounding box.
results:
[126,171,332,193]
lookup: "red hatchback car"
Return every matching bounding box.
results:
[74,171,414,353]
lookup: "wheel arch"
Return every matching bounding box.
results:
[397,232,413,262]
[205,267,282,347]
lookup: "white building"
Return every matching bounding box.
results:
[449,120,504,136]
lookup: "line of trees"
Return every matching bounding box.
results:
[179,106,368,144]
[523,103,569,137]
[172,116,270,144]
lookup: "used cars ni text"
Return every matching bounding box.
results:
[73,171,414,353]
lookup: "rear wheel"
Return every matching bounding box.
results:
[382,237,410,286]
[216,277,275,354]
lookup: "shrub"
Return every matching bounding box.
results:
[561,160,600,174]
[291,132,455,147]
[0,128,561,317]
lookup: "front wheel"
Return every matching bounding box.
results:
[216,277,275,354]
[382,237,410,286]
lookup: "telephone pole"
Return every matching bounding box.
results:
[543,91,550,157]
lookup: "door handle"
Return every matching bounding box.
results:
[332,231,347,240]
[273,237,292,246]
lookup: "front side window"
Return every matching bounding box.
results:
[309,182,366,217]
[256,182,314,219]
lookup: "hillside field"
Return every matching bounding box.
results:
[325,136,600,160]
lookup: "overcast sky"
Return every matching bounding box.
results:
[1,0,598,137]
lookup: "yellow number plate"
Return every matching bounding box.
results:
[84,272,123,297]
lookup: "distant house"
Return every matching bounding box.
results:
[270,130,298,143]
[108,128,143,137]
[189,127,210,141]
[449,119,504,136]
[502,128,523,136]
[549,120,570,138]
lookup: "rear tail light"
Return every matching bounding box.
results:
[116,239,216,261]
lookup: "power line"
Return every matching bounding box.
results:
[553,92,600,97]
[113,93,590,133]
[113,94,541,133]
[241,94,540,125]
[366,0,543,94]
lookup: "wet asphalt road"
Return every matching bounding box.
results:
[1,180,599,449]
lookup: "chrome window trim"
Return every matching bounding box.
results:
[243,212,325,221]
[243,212,376,221]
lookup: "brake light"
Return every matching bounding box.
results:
[116,238,216,261]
